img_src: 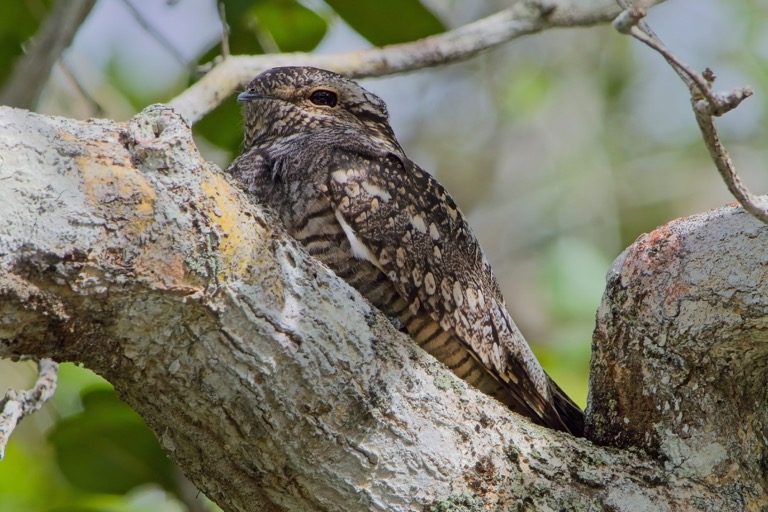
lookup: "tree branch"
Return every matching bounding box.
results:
[0,0,97,109]
[613,3,767,224]
[0,102,760,511]
[169,0,666,125]
[587,202,768,501]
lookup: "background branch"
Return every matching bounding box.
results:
[169,0,666,125]
[0,0,97,109]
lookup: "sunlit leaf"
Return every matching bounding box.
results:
[249,0,328,53]
[212,0,328,57]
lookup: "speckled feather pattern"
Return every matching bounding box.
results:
[227,67,584,435]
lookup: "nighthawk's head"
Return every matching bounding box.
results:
[237,66,400,152]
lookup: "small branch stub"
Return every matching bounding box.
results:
[612,7,646,34]
[694,86,753,118]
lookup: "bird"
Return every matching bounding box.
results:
[226,66,584,436]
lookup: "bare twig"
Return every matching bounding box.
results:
[613,7,718,107]
[119,0,189,68]
[58,59,103,117]
[218,2,230,58]
[249,14,280,55]
[0,359,59,460]
[169,0,667,125]
[692,93,767,222]
[0,0,97,108]
[613,1,767,224]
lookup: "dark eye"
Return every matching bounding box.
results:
[309,90,338,107]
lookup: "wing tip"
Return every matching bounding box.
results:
[547,378,585,437]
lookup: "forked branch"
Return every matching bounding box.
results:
[614,1,766,224]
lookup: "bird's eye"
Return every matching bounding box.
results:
[309,90,338,107]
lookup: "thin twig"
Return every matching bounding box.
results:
[119,0,189,68]
[58,59,103,116]
[0,359,59,460]
[613,6,719,107]
[218,2,230,58]
[613,1,766,224]
[692,93,766,223]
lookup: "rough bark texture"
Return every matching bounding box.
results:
[0,105,764,511]
[587,207,768,507]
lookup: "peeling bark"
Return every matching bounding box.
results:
[0,105,764,511]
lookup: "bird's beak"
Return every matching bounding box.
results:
[237,89,264,102]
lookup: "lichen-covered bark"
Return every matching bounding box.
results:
[587,209,768,508]
[0,105,761,511]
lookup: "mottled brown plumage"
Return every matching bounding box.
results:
[226,66,584,436]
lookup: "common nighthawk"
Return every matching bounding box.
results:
[226,66,584,436]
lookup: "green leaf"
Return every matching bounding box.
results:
[52,363,113,418]
[207,0,262,57]
[203,1,328,64]
[324,0,445,46]
[48,388,176,496]
[0,1,52,87]
[249,0,328,53]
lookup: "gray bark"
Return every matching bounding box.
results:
[587,207,768,506]
[0,105,764,511]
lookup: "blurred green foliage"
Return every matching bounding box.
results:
[0,364,193,512]
[248,0,327,52]
[215,0,328,55]
[49,388,176,495]
[0,1,52,82]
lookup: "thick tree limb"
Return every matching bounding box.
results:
[0,103,763,510]
[587,199,768,504]
[169,0,666,125]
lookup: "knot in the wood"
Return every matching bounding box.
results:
[120,105,195,174]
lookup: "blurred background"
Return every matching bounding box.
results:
[1,0,766,510]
